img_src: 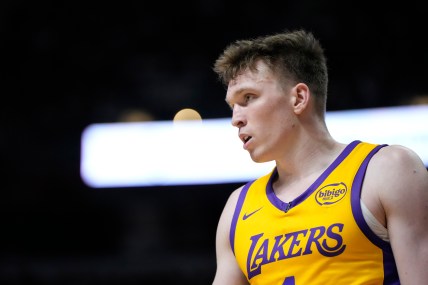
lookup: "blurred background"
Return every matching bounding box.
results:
[2,1,427,284]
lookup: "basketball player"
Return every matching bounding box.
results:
[211,29,428,284]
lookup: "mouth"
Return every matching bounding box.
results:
[240,134,252,144]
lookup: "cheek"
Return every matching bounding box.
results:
[251,96,292,125]
[266,106,293,124]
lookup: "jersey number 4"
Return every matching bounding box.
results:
[282,276,295,285]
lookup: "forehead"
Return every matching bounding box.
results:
[230,60,272,84]
[225,62,276,100]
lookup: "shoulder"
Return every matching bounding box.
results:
[366,144,428,208]
[221,185,245,219]
[216,184,248,235]
[215,185,245,250]
[369,144,426,175]
[361,144,428,227]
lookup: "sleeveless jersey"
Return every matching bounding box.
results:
[230,140,400,285]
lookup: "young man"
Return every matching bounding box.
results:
[211,29,428,284]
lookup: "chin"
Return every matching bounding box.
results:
[249,153,271,164]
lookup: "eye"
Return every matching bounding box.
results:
[244,94,254,103]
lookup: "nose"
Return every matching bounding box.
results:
[231,105,246,128]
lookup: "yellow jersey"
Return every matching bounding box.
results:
[230,140,399,284]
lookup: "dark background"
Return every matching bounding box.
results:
[2,1,427,284]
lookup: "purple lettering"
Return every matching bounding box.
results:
[246,223,346,279]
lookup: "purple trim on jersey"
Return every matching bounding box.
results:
[230,181,254,255]
[266,140,362,212]
[351,144,390,248]
[351,144,400,284]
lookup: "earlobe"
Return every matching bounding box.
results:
[293,83,310,114]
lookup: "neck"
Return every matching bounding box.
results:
[272,135,346,202]
[275,129,345,184]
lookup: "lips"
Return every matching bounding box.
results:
[243,136,252,143]
[239,133,252,143]
[239,133,253,149]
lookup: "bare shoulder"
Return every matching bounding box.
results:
[219,185,244,225]
[228,185,244,205]
[371,144,426,169]
[365,144,428,213]
[216,185,245,240]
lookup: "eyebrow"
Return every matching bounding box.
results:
[226,86,249,101]
[231,87,250,96]
[226,84,255,106]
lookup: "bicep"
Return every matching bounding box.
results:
[212,188,248,285]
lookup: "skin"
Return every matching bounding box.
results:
[212,60,428,285]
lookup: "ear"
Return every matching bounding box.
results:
[292,83,310,115]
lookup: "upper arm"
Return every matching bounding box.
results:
[212,187,249,285]
[367,145,428,283]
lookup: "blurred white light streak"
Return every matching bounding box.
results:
[80,105,428,188]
